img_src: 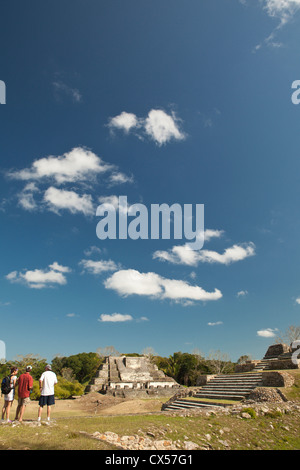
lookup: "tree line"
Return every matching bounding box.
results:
[1,323,298,395]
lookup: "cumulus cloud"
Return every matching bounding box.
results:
[7,146,132,217]
[208,321,223,326]
[108,112,140,133]
[257,328,278,338]
[108,109,186,146]
[8,147,112,185]
[6,262,71,289]
[296,297,300,304]
[104,268,222,304]
[44,187,94,216]
[98,313,133,322]
[144,109,185,145]
[154,241,255,266]
[79,259,119,275]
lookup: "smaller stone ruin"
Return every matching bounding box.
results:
[85,356,181,397]
[235,343,300,373]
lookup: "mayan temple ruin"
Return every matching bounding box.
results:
[85,355,181,397]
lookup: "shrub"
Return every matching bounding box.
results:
[29,377,85,400]
[242,407,257,419]
[265,410,283,418]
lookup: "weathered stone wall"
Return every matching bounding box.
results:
[265,359,299,371]
[196,375,216,386]
[264,343,290,358]
[261,371,295,387]
[234,361,259,373]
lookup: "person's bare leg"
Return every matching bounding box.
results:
[2,402,6,420]
[47,406,51,420]
[6,401,12,421]
[15,404,21,421]
[19,405,26,422]
[38,406,43,421]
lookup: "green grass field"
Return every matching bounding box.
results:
[0,410,300,450]
[0,369,299,450]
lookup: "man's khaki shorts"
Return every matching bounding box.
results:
[18,397,31,406]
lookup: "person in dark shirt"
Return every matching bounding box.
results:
[15,366,33,422]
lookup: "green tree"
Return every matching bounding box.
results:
[52,352,101,384]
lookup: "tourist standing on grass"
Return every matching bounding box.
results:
[38,364,57,423]
[15,365,33,422]
[1,367,18,423]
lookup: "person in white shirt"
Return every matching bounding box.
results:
[38,364,57,423]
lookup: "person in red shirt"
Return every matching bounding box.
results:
[15,366,33,422]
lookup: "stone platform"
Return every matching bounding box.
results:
[85,356,181,397]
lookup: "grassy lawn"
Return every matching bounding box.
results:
[0,369,299,450]
[0,409,300,450]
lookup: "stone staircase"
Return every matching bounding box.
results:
[194,372,263,401]
[253,352,282,371]
[253,359,273,371]
[163,398,228,411]
[163,372,263,411]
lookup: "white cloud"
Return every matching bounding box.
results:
[237,290,249,297]
[109,172,134,185]
[44,187,94,216]
[296,297,300,304]
[8,147,112,185]
[108,109,186,146]
[49,262,71,273]
[17,183,39,211]
[98,313,133,322]
[97,195,128,214]
[105,269,163,297]
[6,262,70,289]
[263,0,300,24]
[137,316,150,322]
[83,246,102,257]
[208,321,223,326]
[104,268,222,304]
[108,112,140,133]
[53,80,82,103]
[204,229,224,242]
[79,259,118,275]
[144,109,185,146]
[250,0,300,51]
[7,147,133,217]
[154,242,255,266]
[257,328,278,338]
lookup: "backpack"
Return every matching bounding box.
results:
[1,376,12,395]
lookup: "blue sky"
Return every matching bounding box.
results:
[1,0,300,363]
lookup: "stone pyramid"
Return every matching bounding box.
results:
[85,356,181,397]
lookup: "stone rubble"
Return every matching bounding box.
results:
[79,430,203,450]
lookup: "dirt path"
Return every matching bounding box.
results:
[2,393,166,420]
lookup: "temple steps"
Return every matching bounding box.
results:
[163,372,263,411]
